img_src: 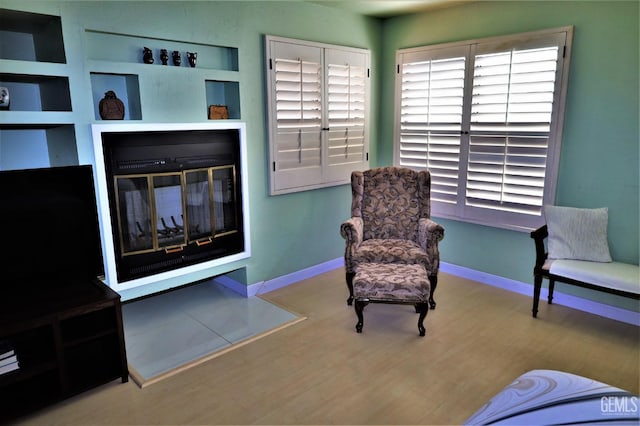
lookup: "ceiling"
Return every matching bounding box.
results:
[308,0,474,18]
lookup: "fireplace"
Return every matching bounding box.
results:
[91,122,250,290]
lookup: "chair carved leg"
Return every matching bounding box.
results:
[416,302,429,336]
[354,299,368,333]
[548,279,555,304]
[428,274,438,310]
[346,272,355,305]
[532,274,543,318]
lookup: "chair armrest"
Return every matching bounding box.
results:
[530,225,549,273]
[340,217,363,245]
[419,218,444,246]
[419,218,445,275]
[341,217,363,273]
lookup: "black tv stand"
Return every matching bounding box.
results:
[0,278,128,423]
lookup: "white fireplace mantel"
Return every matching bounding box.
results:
[91,122,251,295]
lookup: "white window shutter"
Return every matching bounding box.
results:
[266,36,370,195]
[324,48,369,183]
[466,34,566,219]
[394,28,573,231]
[397,46,468,214]
[268,40,323,194]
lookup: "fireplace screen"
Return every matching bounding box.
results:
[115,166,237,256]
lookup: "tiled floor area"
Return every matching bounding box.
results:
[121,279,301,383]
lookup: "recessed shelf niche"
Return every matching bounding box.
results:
[90,73,142,120]
[0,9,66,63]
[0,73,71,111]
[0,125,78,170]
[206,80,240,119]
[0,9,78,172]
[84,30,238,71]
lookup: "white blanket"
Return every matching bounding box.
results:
[549,260,640,295]
[464,369,639,425]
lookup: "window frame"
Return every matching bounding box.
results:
[266,35,371,196]
[393,26,573,232]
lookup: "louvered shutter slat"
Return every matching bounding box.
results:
[466,45,559,215]
[326,58,368,169]
[399,55,465,205]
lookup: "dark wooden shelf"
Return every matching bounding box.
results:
[0,279,128,423]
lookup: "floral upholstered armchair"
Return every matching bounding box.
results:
[340,167,445,308]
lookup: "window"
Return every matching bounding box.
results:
[394,27,573,231]
[266,36,370,195]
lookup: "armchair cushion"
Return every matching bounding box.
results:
[357,167,428,241]
[352,239,428,266]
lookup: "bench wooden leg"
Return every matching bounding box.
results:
[532,274,543,318]
[354,299,368,333]
[416,302,429,336]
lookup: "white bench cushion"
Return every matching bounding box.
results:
[546,260,640,295]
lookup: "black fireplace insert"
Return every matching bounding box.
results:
[98,128,245,283]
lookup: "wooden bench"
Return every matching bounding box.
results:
[530,225,640,318]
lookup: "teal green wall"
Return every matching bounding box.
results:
[380,1,639,309]
[1,1,381,297]
[3,1,637,311]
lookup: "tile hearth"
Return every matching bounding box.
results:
[122,279,302,385]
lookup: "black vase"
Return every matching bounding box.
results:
[172,50,181,66]
[187,52,197,68]
[143,47,154,64]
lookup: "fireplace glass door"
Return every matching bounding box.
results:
[185,165,238,243]
[153,173,185,250]
[114,166,238,257]
[115,175,154,254]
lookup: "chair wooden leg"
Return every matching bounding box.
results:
[416,302,429,336]
[533,274,543,318]
[346,272,355,305]
[354,299,368,333]
[428,274,438,310]
[548,279,555,304]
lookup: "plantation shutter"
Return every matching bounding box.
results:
[267,36,370,195]
[397,46,468,215]
[268,40,323,193]
[394,27,572,231]
[466,33,566,218]
[325,48,369,183]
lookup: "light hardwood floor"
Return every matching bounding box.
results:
[15,268,639,425]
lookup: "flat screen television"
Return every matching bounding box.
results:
[0,165,104,288]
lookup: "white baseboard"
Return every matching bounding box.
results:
[216,258,638,326]
[215,257,345,297]
[440,262,640,326]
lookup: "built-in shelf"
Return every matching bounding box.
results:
[0,125,78,170]
[85,29,241,121]
[0,73,71,111]
[0,9,77,171]
[84,29,238,71]
[90,73,142,120]
[206,80,240,119]
[0,9,66,63]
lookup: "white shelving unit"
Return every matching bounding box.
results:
[0,8,77,170]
